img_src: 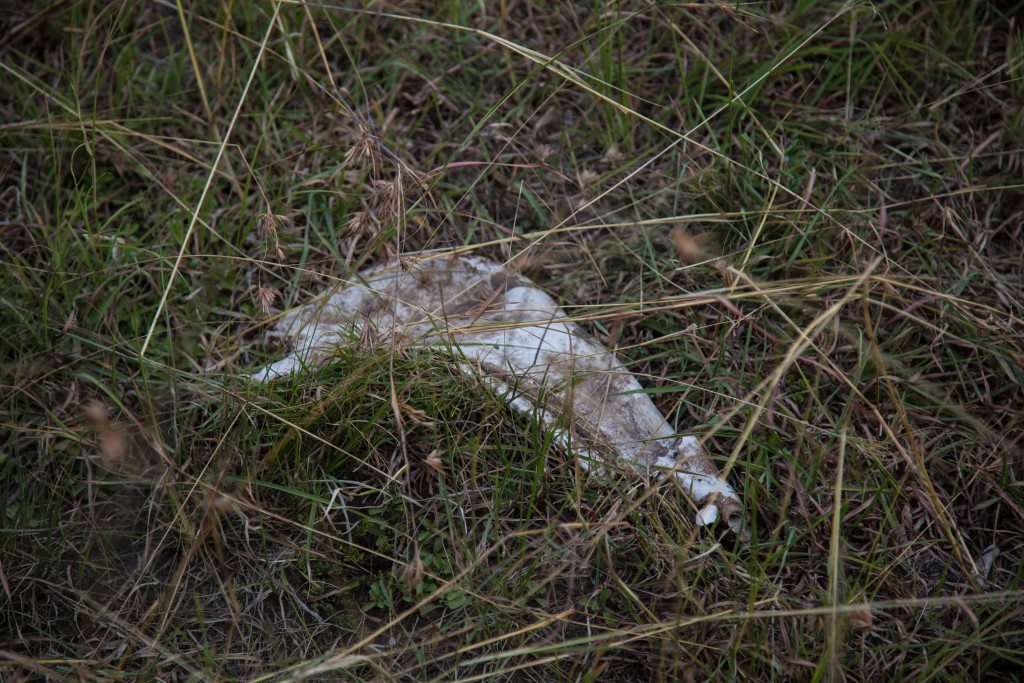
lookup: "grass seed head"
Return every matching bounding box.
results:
[253,286,279,317]
[671,227,708,264]
[255,210,285,242]
[344,124,382,170]
[601,144,624,165]
[84,401,110,428]
[402,550,425,593]
[84,402,128,469]
[425,449,444,474]
[370,178,401,223]
[345,210,375,237]
[576,167,600,190]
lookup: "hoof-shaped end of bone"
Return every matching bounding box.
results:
[695,503,719,526]
[696,499,749,540]
[721,500,750,541]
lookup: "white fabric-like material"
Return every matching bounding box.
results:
[252,254,743,533]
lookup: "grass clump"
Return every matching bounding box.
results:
[2,0,1024,679]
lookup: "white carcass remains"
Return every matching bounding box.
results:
[252,254,743,533]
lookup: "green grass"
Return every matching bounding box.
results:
[2,0,1024,679]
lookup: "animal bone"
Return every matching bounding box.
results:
[252,254,744,534]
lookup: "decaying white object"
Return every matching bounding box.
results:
[252,254,744,533]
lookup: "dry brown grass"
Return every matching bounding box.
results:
[2,0,1023,680]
